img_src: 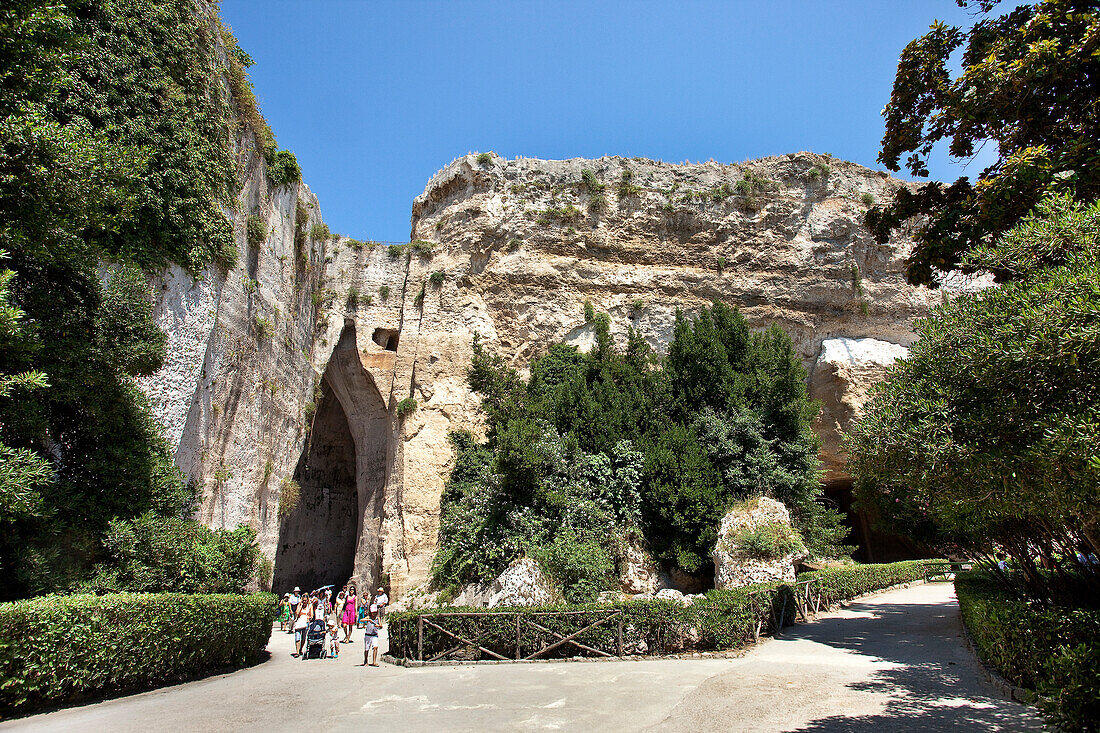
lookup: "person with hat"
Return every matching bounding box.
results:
[372,586,389,622]
[287,587,302,634]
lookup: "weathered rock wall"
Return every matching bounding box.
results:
[141,149,963,599]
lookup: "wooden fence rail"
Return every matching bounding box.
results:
[415,609,625,662]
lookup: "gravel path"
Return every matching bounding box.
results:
[1,583,1045,732]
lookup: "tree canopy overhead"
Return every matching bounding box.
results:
[868,0,1100,286]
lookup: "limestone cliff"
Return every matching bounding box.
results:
[142,150,962,598]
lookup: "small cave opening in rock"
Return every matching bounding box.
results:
[822,479,929,563]
[372,327,399,351]
[273,325,389,593]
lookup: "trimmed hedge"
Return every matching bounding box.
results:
[798,559,936,605]
[389,560,939,662]
[0,592,277,716]
[956,573,1100,732]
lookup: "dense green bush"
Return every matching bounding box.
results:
[731,521,805,560]
[0,592,276,715]
[82,514,261,595]
[434,303,849,600]
[393,559,939,662]
[265,149,301,187]
[956,573,1100,732]
[848,194,1100,600]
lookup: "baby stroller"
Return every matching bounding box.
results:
[301,619,327,660]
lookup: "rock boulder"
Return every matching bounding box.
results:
[713,497,808,589]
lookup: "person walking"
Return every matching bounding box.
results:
[292,594,314,657]
[277,594,291,632]
[334,588,347,627]
[287,587,302,634]
[340,585,357,643]
[373,587,389,622]
[361,615,381,667]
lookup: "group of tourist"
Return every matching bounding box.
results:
[276,583,389,666]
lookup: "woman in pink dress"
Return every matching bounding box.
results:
[340,584,357,643]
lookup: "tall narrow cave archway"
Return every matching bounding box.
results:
[273,324,390,592]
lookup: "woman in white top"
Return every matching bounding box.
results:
[292,596,314,657]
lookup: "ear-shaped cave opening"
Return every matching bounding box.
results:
[273,325,389,593]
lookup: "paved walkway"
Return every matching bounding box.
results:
[2,584,1045,732]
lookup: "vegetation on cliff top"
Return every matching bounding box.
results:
[433,305,849,601]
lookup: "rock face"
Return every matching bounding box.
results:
[451,558,559,608]
[620,540,661,595]
[712,497,808,589]
[140,149,959,600]
[811,337,909,481]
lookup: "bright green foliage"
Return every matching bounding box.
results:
[429,270,444,287]
[309,221,330,242]
[436,304,848,597]
[729,521,806,560]
[396,397,418,417]
[476,152,492,166]
[83,514,261,595]
[265,149,301,187]
[868,0,1100,286]
[393,559,938,662]
[246,215,266,249]
[957,572,1100,732]
[63,0,239,272]
[0,1,276,598]
[0,591,276,714]
[800,559,943,606]
[0,259,50,526]
[848,194,1100,600]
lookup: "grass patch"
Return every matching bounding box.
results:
[396,397,418,418]
[246,215,266,250]
[278,478,300,519]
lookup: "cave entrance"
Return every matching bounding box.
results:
[822,479,929,563]
[273,325,389,593]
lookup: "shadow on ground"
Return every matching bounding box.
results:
[784,595,1041,732]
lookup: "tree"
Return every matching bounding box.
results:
[868,0,1100,286]
[438,303,850,596]
[0,256,49,526]
[847,194,1100,600]
[0,1,262,597]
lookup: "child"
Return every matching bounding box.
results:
[362,616,381,667]
[277,594,290,632]
[327,620,340,659]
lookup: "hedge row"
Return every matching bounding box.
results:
[798,558,937,605]
[389,559,938,662]
[0,592,277,716]
[956,573,1100,732]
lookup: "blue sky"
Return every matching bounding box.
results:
[219,1,997,242]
